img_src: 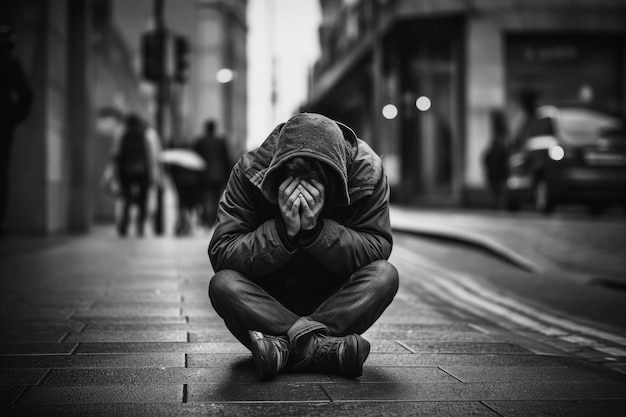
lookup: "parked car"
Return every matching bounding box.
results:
[504,103,626,213]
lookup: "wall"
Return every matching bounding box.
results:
[6,0,72,234]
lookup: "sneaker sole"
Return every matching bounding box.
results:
[248,330,275,381]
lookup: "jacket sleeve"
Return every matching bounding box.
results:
[208,162,296,278]
[303,172,393,277]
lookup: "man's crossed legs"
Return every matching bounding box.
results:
[209,260,399,380]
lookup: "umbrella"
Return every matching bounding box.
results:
[159,149,206,171]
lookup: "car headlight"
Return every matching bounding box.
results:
[548,145,565,161]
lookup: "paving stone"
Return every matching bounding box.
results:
[398,342,532,354]
[321,381,626,401]
[335,366,458,383]
[74,317,187,325]
[75,342,247,354]
[484,400,626,417]
[365,353,565,367]
[188,331,240,343]
[72,308,181,319]
[0,331,67,343]
[0,299,93,309]
[81,322,223,332]
[361,330,496,342]
[0,401,500,417]
[0,369,48,385]
[0,323,84,332]
[1,309,75,320]
[369,323,476,332]
[181,308,217,317]
[0,353,184,368]
[43,367,330,386]
[100,294,183,303]
[186,383,329,402]
[0,386,24,404]
[373,314,455,325]
[18,385,182,404]
[368,340,413,353]
[91,301,189,309]
[443,365,626,383]
[81,323,191,331]
[104,284,179,293]
[65,331,187,343]
[187,317,228,326]
[0,343,77,355]
[187,353,251,368]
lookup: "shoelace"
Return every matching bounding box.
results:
[312,335,346,372]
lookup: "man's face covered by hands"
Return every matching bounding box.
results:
[277,157,327,237]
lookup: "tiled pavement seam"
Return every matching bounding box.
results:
[1,232,626,416]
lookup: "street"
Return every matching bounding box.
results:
[1,207,626,415]
[391,206,626,375]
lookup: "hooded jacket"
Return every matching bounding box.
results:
[208,113,392,302]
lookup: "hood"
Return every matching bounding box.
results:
[259,113,357,206]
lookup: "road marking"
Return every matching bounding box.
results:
[392,246,626,360]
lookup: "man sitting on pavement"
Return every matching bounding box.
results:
[207,112,399,381]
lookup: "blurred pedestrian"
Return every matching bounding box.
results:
[192,119,231,227]
[482,109,509,207]
[163,147,204,237]
[0,25,33,233]
[512,89,539,149]
[103,113,162,237]
[208,113,399,381]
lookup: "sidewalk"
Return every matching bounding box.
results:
[1,221,626,416]
[390,206,626,282]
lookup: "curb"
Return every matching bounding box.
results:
[391,224,544,274]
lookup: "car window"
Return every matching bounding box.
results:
[527,117,554,138]
[559,109,623,145]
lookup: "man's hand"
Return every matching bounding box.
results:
[298,179,324,231]
[278,177,302,237]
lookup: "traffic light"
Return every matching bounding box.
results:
[174,35,190,83]
[140,29,167,83]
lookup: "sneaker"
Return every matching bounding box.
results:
[248,330,290,381]
[308,333,370,377]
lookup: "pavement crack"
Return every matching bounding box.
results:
[318,383,333,402]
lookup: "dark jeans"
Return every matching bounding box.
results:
[209,260,399,350]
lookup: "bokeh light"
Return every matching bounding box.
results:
[216,68,236,83]
[416,96,431,111]
[549,145,565,161]
[382,104,398,119]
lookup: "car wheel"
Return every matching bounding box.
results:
[533,178,554,214]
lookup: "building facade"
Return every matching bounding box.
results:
[193,0,248,156]
[2,0,128,234]
[2,0,248,234]
[303,0,626,207]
